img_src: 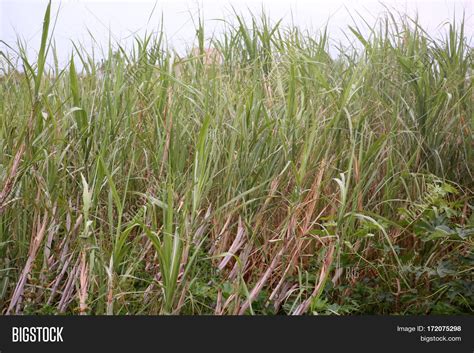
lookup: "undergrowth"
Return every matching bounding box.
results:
[0,3,472,314]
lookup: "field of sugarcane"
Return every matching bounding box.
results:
[0,2,472,315]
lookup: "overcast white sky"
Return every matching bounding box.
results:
[1,0,472,65]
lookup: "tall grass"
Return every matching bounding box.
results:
[0,4,472,315]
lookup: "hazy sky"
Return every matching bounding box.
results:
[1,0,472,65]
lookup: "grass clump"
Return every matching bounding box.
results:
[0,4,472,315]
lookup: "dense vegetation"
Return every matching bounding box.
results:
[0,3,472,315]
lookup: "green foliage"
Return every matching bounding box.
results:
[0,5,472,315]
